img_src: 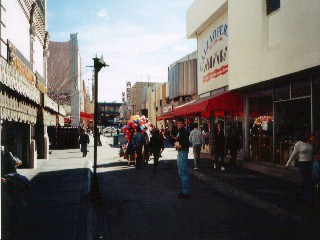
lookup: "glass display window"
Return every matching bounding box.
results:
[248,89,273,162]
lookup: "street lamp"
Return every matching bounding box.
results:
[91,55,109,195]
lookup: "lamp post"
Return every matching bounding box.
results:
[91,55,109,195]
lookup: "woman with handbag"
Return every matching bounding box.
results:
[286,130,314,207]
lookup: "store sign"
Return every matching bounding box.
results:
[122,92,125,103]
[163,105,173,113]
[198,13,228,95]
[126,81,131,104]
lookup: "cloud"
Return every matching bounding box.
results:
[48,0,196,102]
[96,8,108,18]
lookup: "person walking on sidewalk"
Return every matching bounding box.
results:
[189,123,205,170]
[286,130,314,207]
[174,118,190,199]
[149,128,164,172]
[133,127,146,170]
[80,129,90,157]
[96,127,102,146]
[227,126,241,167]
[214,123,226,171]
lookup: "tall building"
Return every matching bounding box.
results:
[47,33,83,127]
[131,81,157,117]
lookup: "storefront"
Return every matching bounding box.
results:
[244,73,320,167]
[172,91,244,156]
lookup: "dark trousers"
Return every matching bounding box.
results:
[135,148,143,170]
[214,147,225,167]
[230,149,237,165]
[153,152,160,171]
[297,161,313,205]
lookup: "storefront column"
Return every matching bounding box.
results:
[43,126,49,160]
[243,95,250,161]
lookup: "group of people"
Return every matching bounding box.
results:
[173,119,241,199]
[121,124,165,172]
[286,130,320,207]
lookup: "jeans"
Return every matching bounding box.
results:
[177,150,189,194]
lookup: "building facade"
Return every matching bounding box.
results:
[47,33,83,127]
[130,81,156,118]
[0,0,65,167]
[98,102,122,127]
[186,0,320,178]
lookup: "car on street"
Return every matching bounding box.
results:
[103,126,116,134]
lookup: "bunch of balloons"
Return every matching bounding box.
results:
[121,115,150,142]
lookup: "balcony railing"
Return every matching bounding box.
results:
[37,0,45,22]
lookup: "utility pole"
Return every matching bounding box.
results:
[90,55,109,195]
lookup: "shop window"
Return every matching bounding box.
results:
[291,79,311,99]
[266,0,280,15]
[275,85,289,101]
[200,117,211,154]
[248,90,273,162]
[275,98,311,165]
[313,77,320,132]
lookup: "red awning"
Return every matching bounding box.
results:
[173,92,243,117]
[156,113,174,121]
[80,112,94,120]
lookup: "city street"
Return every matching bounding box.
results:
[91,134,320,240]
[4,133,319,240]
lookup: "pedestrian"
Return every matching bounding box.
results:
[97,127,102,146]
[79,129,90,157]
[1,146,21,176]
[132,127,146,170]
[286,130,314,207]
[149,128,164,172]
[227,125,241,167]
[214,122,226,171]
[143,128,151,165]
[174,118,190,199]
[189,123,205,170]
[126,130,135,164]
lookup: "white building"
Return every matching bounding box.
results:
[186,0,320,177]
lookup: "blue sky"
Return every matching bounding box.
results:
[47,0,196,102]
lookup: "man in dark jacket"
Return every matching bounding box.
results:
[214,123,225,170]
[174,118,190,198]
[80,129,90,157]
[133,127,146,170]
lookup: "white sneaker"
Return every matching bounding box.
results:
[214,164,217,169]
[221,166,225,171]
[194,167,199,170]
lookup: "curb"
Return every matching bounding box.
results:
[85,160,93,240]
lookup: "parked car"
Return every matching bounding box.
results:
[103,126,116,134]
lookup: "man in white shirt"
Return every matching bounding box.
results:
[189,123,205,170]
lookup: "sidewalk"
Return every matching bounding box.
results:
[188,158,320,228]
[4,148,92,240]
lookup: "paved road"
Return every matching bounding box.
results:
[2,133,318,240]
[91,134,320,240]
